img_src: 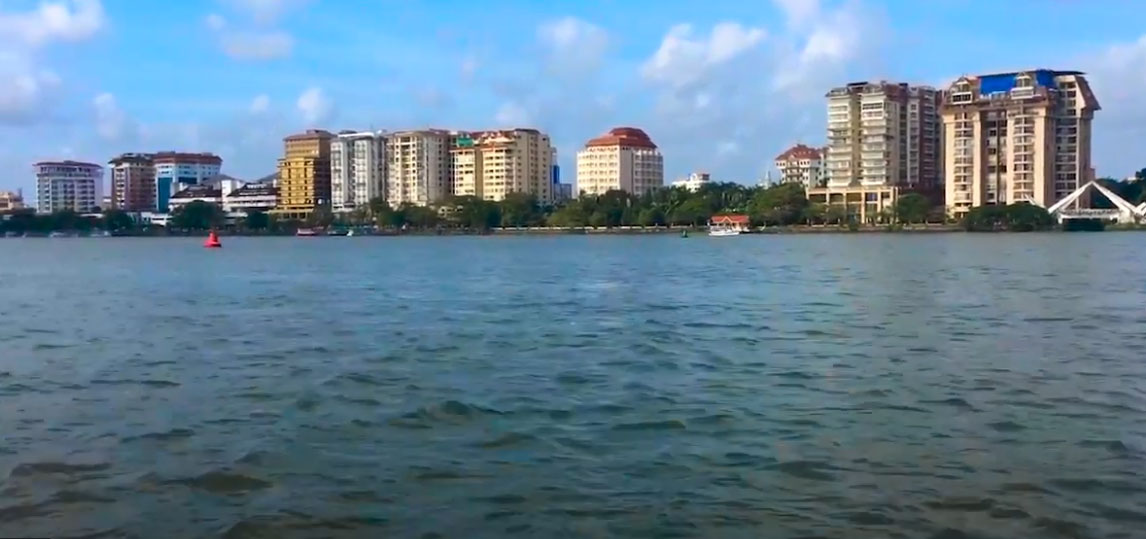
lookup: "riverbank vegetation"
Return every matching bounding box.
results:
[0,180,1076,235]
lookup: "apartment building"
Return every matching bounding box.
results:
[671,172,711,192]
[331,130,387,212]
[152,152,222,212]
[274,129,334,219]
[34,161,102,213]
[809,81,942,221]
[941,69,1099,218]
[386,129,451,206]
[108,153,157,212]
[575,127,664,197]
[0,190,25,212]
[450,129,555,203]
[774,144,827,187]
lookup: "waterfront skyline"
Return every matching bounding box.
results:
[2,0,1146,197]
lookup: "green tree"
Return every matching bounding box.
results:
[669,198,710,226]
[637,207,665,227]
[101,209,135,232]
[894,193,931,224]
[243,210,270,230]
[802,203,826,225]
[588,210,609,228]
[963,203,1054,232]
[306,205,335,228]
[749,182,808,226]
[825,205,848,226]
[401,204,439,228]
[171,201,224,230]
[499,192,541,227]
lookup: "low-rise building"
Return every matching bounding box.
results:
[153,152,222,212]
[0,190,25,212]
[224,182,278,214]
[775,144,827,187]
[671,172,711,192]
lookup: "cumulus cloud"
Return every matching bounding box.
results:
[208,2,303,60]
[0,0,105,48]
[296,87,333,125]
[537,17,609,75]
[641,22,766,89]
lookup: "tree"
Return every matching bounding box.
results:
[499,192,541,227]
[637,207,665,227]
[101,209,135,232]
[894,193,931,224]
[802,203,826,225]
[243,210,270,231]
[588,210,609,228]
[748,182,808,226]
[401,204,439,228]
[962,203,1053,232]
[171,201,224,230]
[825,205,848,226]
[368,197,396,228]
[306,205,335,228]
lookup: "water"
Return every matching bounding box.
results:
[2,234,1146,538]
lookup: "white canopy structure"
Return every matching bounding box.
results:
[1038,181,1144,224]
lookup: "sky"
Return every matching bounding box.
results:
[2,0,1146,196]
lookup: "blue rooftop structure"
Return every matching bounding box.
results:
[976,69,1084,95]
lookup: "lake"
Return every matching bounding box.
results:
[1,234,1145,538]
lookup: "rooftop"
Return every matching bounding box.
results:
[34,160,101,168]
[585,127,657,149]
[776,143,824,161]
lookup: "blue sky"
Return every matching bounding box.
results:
[2,0,1146,197]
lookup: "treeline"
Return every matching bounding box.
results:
[2,181,1065,234]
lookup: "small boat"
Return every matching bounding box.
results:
[708,226,741,237]
[346,229,355,237]
[296,228,320,237]
[204,230,222,248]
[680,230,688,238]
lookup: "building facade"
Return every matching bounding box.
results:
[0,190,25,212]
[34,161,102,213]
[941,69,1099,218]
[108,153,157,212]
[811,81,942,222]
[671,172,712,192]
[224,182,277,214]
[775,144,827,187]
[331,130,387,213]
[152,152,222,212]
[450,129,555,203]
[575,127,664,197]
[274,129,334,218]
[386,129,451,207]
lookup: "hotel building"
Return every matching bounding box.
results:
[671,172,711,192]
[450,128,556,203]
[775,144,827,187]
[809,81,941,222]
[575,127,664,197]
[34,161,102,213]
[386,129,451,206]
[108,153,157,212]
[940,69,1099,218]
[274,129,334,219]
[331,130,387,213]
[152,152,222,212]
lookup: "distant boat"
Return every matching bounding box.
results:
[296,228,320,237]
[48,231,73,238]
[708,227,741,237]
[680,229,689,238]
[346,229,355,237]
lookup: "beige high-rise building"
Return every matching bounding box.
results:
[575,127,663,197]
[450,129,555,203]
[809,81,942,221]
[0,190,25,212]
[386,129,451,207]
[108,153,157,212]
[941,69,1099,218]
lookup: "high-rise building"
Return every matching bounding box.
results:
[809,81,942,222]
[775,144,827,187]
[108,153,157,212]
[331,130,387,212]
[575,127,664,197]
[941,69,1099,218]
[274,129,334,219]
[34,161,102,213]
[0,190,25,212]
[450,129,555,202]
[152,152,222,212]
[386,129,451,207]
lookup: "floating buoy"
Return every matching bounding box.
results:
[204,230,222,248]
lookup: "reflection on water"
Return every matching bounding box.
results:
[1,235,1145,538]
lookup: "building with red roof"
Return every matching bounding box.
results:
[576,127,664,197]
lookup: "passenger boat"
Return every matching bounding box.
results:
[296,228,320,237]
[708,226,741,237]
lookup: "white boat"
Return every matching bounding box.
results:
[708,226,741,237]
[346,229,355,237]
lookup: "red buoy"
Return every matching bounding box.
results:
[204,230,222,248]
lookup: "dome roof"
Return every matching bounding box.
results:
[585,127,657,149]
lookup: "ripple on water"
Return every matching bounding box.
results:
[168,470,273,494]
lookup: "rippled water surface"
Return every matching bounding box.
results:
[3,234,1146,538]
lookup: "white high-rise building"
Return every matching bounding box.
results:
[575,127,664,197]
[34,160,102,213]
[385,129,450,207]
[331,130,387,212]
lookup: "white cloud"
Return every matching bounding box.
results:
[224,0,305,25]
[494,102,531,127]
[641,23,766,88]
[537,17,609,75]
[205,13,227,31]
[296,86,332,125]
[773,0,820,29]
[249,94,270,114]
[0,0,105,49]
[1080,34,1146,175]
[0,51,60,123]
[93,92,136,142]
[218,31,293,60]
